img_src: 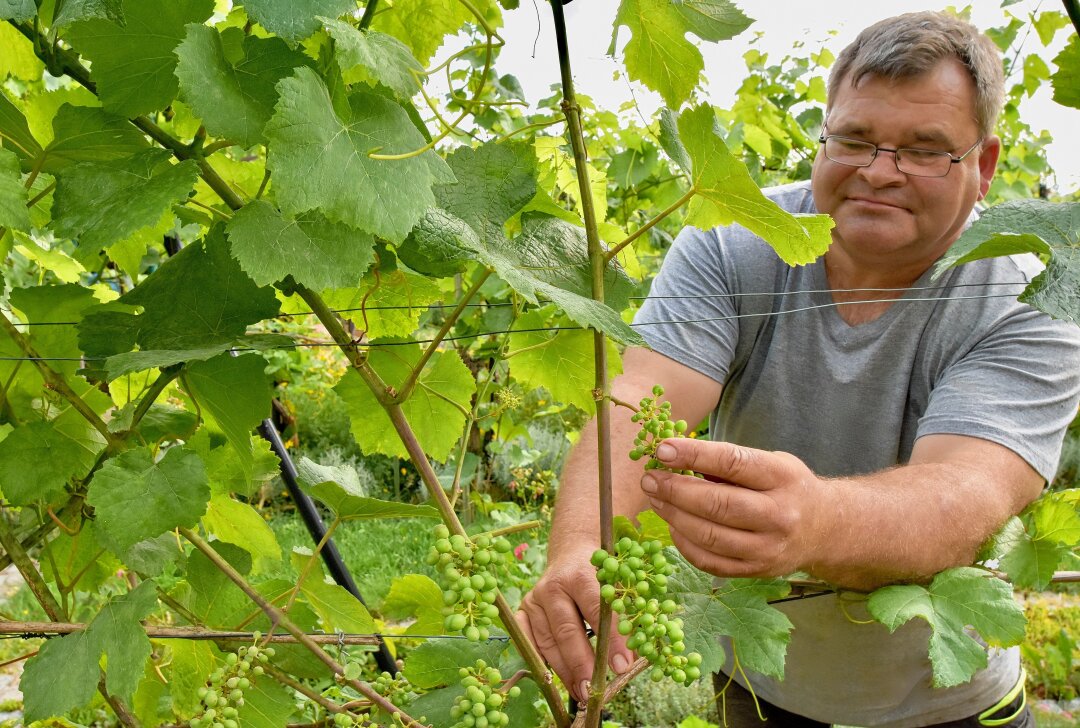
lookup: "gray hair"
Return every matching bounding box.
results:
[828,11,1005,138]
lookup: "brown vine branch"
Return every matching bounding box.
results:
[0,621,382,645]
[179,528,427,728]
[603,186,696,264]
[0,511,66,621]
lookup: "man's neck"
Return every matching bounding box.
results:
[823,249,934,325]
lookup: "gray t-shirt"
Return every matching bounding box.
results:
[633,181,1080,726]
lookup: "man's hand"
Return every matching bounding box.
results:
[516,542,635,703]
[640,438,828,578]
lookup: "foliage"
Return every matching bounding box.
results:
[1021,594,1080,701]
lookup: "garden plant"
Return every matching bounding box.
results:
[0,0,1078,726]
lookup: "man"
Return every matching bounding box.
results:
[518,11,1080,727]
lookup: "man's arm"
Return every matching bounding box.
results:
[516,347,723,702]
[641,433,1043,591]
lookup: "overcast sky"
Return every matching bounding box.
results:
[476,0,1078,191]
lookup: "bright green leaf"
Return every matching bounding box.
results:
[1033,10,1070,46]
[372,0,472,65]
[0,419,102,505]
[636,509,673,547]
[243,0,353,42]
[0,89,42,168]
[323,19,423,99]
[236,677,296,728]
[402,638,505,689]
[175,25,310,148]
[265,67,453,242]
[290,548,377,633]
[675,105,833,265]
[51,149,198,249]
[1051,36,1080,109]
[91,580,158,699]
[39,104,149,175]
[87,445,210,554]
[226,200,375,289]
[0,22,44,81]
[935,200,1080,323]
[382,574,446,635]
[65,0,215,116]
[202,494,282,572]
[334,346,475,461]
[165,639,217,715]
[867,567,1026,688]
[0,147,29,232]
[179,541,253,627]
[296,456,442,520]
[326,268,443,339]
[666,549,793,678]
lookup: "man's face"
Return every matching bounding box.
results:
[811,59,1000,270]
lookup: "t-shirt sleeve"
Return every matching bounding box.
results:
[631,225,740,384]
[916,306,1080,482]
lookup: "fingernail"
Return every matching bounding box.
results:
[656,443,676,462]
[649,497,663,511]
[578,681,590,701]
[641,474,657,494]
[612,654,629,674]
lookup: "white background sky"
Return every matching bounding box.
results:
[476,0,1079,191]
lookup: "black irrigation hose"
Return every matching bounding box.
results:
[257,417,399,675]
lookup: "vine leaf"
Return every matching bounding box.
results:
[0,419,102,505]
[333,347,476,461]
[203,494,282,573]
[289,548,377,633]
[397,207,478,277]
[51,149,198,249]
[21,581,158,722]
[403,639,505,689]
[610,0,752,108]
[0,0,34,21]
[64,0,215,117]
[184,352,272,481]
[866,567,1026,688]
[265,66,454,242]
[508,308,622,414]
[237,678,297,728]
[226,199,376,289]
[0,90,43,168]
[113,226,281,351]
[175,25,310,149]
[934,200,1080,323]
[0,147,30,231]
[382,574,446,636]
[179,542,253,627]
[672,105,833,265]
[996,491,1080,589]
[1051,35,1080,110]
[322,18,423,100]
[666,549,793,679]
[167,640,216,715]
[296,456,442,519]
[101,333,293,381]
[372,0,474,65]
[53,0,125,26]
[39,104,149,174]
[242,0,354,43]
[86,445,210,554]
[325,268,443,339]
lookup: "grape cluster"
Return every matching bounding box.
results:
[189,642,275,728]
[427,524,512,641]
[372,670,414,710]
[449,659,521,728]
[592,536,702,686]
[629,385,697,476]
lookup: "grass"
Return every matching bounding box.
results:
[267,514,438,608]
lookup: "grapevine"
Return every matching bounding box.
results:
[189,641,275,728]
[427,524,513,641]
[448,659,521,728]
[591,536,703,686]
[629,385,699,476]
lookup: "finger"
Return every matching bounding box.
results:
[649,495,766,561]
[521,590,594,702]
[653,438,799,491]
[564,572,635,677]
[641,472,775,531]
[669,525,770,578]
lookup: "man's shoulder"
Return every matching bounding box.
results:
[762,179,817,214]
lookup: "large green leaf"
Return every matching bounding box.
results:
[175,26,310,148]
[53,0,125,26]
[289,548,377,633]
[0,90,43,170]
[666,550,793,679]
[116,226,281,351]
[51,149,199,249]
[997,491,1080,589]
[87,445,210,554]
[236,678,296,728]
[243,0,353,42]
[0,0,34,21]
[101,333,293,381]
[0,419,102,505]
[296,456,441,520]
[0,147,29,231]
[1051,35,1080,109]
[934,200,1080,324]
[372,0,472,65]
[65,0,215,117]
[179,542,253,627]
[265,67,453,242]
[381,574,446,636]
[867,567,1026,688]
[202,494,282,573]
[165,639,217,715]
[184,352,272,479]
[673,105,833,265]
[333,346,475,461]
[402,638,505,689]
[22,581,157,722]
[323,19,423,100]
[39,104,149,174]
[611,0,752,108]
[325,268,444,339]
[226,199,376,289]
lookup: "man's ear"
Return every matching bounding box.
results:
[977,135,1001,200]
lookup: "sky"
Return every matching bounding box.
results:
[475,0,1079,192]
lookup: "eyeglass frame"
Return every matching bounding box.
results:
[816,125,984,178]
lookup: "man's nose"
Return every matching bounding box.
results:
[858,148,907,185]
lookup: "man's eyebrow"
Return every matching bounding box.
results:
[909,129,952,145]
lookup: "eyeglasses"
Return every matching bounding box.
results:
[817,131,983,178]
